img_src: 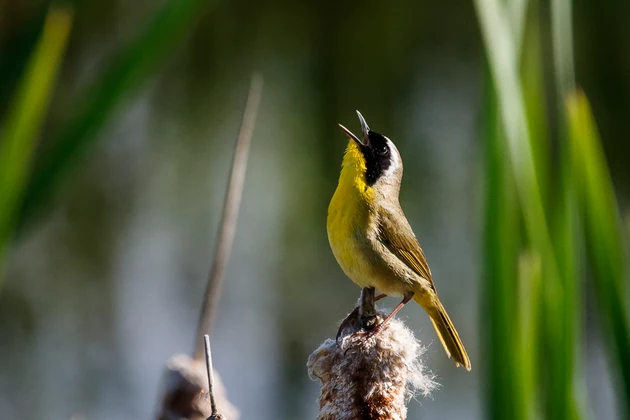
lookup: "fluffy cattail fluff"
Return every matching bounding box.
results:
[307,310,437,420]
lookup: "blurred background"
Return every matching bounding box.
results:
[0,0,629,419]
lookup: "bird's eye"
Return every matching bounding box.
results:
[377,146,389,156]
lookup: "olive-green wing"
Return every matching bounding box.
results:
[377,208,436,290]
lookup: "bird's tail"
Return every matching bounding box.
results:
[414,292,471,371]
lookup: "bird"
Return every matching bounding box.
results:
[327,110,471,370]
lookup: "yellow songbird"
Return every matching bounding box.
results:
[327,111,471,370]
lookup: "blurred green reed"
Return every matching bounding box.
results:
[567,91,630,416]
[17,0,214,228]
[476,0,629,418]
[0,6,73,289]
[0,0,214,287]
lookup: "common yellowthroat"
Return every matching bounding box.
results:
[327,111,471,370]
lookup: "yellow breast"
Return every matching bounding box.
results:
[327,141,376,288]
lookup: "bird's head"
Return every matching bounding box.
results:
[338,111,403,194]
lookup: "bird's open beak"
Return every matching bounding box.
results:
[338,110,371,147]
[356,110,370,146]
[338,123,363,145]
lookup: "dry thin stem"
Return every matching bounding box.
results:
[193,73,264,361]
[203,335,219,417]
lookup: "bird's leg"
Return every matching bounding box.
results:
[374,293,387,302]
[359,287,377,329]
[369,293,414,335]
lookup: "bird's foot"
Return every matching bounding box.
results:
[336,307,359,344]
[336,292,388,345]
[361,317,390,339]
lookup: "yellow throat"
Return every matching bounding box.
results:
[336,140,375,205]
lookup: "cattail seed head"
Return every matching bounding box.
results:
[308,310,437,420]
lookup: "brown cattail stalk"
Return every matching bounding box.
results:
[308,292,437,420]
[156,73,263,420]
[194,73,264,361]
